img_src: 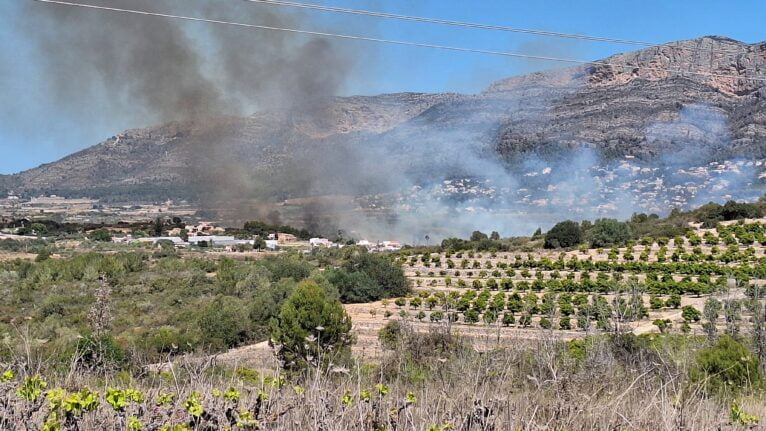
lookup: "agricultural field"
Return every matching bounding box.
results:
[353,219,766,345]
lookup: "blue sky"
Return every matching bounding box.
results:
[1,0,764,174]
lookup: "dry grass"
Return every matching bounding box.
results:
[1,328,762,430]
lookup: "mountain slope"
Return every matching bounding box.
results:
[4,36,766,216]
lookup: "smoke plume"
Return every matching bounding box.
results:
[22,0,354,122]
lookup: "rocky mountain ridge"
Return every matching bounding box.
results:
[2,36,766,217]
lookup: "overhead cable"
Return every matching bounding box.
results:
[32,0,766,83]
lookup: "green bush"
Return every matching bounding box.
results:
[196,296,251,350]
[341,250,410,299]
[89,229,113,242]
[270,280,353,369]
[691,335,761,394]
[74,334,128,370]
[325,268,382,303]
[378,320,406,350]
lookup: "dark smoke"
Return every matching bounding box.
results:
[20,0,357,217]
[22,0,354,122]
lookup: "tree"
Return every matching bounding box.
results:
[153,217,165,236]
[342,251,410,299]
[665,294,682,309]
[249,278,296,340]
[470,231,489,242]
[682,305,701,323]
[490,231,500,241]
[519,313,532,328]
[270,281,352,369]
[544,220,582,249]
[725,299,742,337]
[325,269,381,303]
[30,223,47,236]
[89,229,112,242]
[587,219,632,248]
[378,320,405,350]
[502,312,515,326]
[264,256,313,282]
[464,309,480,324]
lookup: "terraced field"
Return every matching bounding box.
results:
[340,219,766,352]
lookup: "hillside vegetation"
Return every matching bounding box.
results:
[3,200,766,429]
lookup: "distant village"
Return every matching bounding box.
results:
[110,223,402,253]
[0,194,403,253]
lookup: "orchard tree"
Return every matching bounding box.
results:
[665,294,682,309]
[502,312,515,326]
[681,305,702,322]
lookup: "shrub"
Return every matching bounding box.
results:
[326,269,381,303]
[378,320,406,350]
[75,334,128,371]
[197,296,251,350]
[270,280,353,369]
[691,335,762,393]
[652,319,671,333]
[264,256,312,282]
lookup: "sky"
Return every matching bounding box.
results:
[1,0,764,175]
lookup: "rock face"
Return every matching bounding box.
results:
[4,36,766,209]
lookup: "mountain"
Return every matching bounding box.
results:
[3,36,766,234]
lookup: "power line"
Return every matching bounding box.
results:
[31,0,766,83]
[243,0,749,55]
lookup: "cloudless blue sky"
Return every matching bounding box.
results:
[1,0,764,174]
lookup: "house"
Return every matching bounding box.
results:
[132,236,188,248]
[265,239,279,250]
[186,222,225,236]
[277,232,298,244]
[187,235,236,247]
[309,238,335,248]
[381,240,402,251]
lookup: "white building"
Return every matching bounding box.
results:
[309,238,335,248]
[129,236,188,248]
[381,240,402,251]
[187,235,236,246]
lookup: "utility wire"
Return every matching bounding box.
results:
[243,0,749,55]
[32,0,766,83]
